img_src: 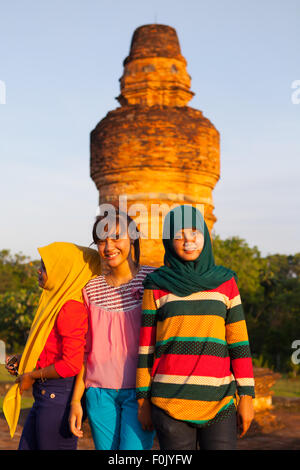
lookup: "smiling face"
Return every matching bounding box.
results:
[172,228,204,261]
[37,259,48,288]
[96,221,133,269]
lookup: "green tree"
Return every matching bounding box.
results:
[0,250,39,294]
[0,250,40,352]
[0,289,39,352]
[212,235,300,373]
[212,234,265,304]
[257,254,300,373]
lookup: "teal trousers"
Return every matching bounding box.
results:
[85,387,155,450]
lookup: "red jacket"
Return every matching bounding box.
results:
[36,300,88,377]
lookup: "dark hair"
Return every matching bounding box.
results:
[92,208,140,267]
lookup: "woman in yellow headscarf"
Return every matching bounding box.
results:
[3,242,101,450]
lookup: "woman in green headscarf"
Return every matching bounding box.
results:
[136,205,255,450]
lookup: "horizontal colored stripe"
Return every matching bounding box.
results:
[141,313,157,327]
[235,378,255,387]
[136,368,154,389]
[226,303,245,324]
[230,295,242,309]
[155,339,229,358]
[187,400,236,426]
[156,291,231,310]
[142,309,157,315]
[152,354,231,378]
[226,320,249,344]
[137,353,155,369]
[227,340,249,348]
[136,387,150,393]
[236,386,255,396]
[153,278,238,303]
[138,345,155,355]
[151,381,237,401]
[153,288,171,301]
[227,343,251,359]
[156,315,226,343]
[136,390,151,399]
[151,395,234,421]
[231,357,254,378]
[157,300,227,320]
[156,336,227,347]
[139,326,157,346]
[153,373,235,387]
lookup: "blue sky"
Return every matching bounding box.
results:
[0,0,299,260]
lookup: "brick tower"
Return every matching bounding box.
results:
[90,24,220,267]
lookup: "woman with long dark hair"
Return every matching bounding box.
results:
[69,210,155,450]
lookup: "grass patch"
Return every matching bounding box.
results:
[272,376,300,398]
[0,365,34,412]
[0,396,34,412]
[0,364,15,383]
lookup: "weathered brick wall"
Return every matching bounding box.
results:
[90,24,220,266]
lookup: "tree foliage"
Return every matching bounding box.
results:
[0,244,299,373]
[212,235,300,374]
[0,250,40,352]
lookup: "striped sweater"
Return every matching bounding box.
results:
[136,276,255,427]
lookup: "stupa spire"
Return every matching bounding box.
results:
[90,24,220,266]
[117,24,194,107]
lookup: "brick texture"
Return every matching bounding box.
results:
[90,24,220,267]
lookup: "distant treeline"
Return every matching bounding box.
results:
[0,238,299,374]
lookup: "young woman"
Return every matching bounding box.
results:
[136,205,255,450]
[3,242,101,450]
[69,210,155,450]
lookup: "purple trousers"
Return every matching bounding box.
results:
[18,377,77,450]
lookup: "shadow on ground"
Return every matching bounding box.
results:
[1,397,300,450]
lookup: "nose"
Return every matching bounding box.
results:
[184,231,196,242]
[104,237,115,251]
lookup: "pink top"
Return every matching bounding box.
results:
[82,265,154,389]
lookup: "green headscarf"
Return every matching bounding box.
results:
[143,205,237,297]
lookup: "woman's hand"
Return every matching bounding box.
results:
[137,398,154,432]
[69,402,84,438]
[237,395,254,438]
[5,355,21,376]
[15,372,35,395]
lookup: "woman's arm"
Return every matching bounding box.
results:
[136,288,157,431]
[225,279,255,438]
[16,301,88,393]
[53,301,88,378]
[69,291,91,437]
[16,365,60,394]
[69,363,86,438]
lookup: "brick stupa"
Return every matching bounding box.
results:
[90,24,220,267]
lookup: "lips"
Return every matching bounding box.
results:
[183,243,199,251]
[105,252,120,259]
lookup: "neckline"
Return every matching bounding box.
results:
[102,265,143,289]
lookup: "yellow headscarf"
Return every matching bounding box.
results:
[3,242,101,438]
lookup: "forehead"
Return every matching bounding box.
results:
[96,217,128,239]
[174,227,204,238]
